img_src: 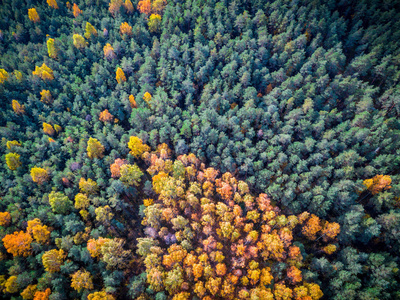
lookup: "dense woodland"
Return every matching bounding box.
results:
[0,0,400,299]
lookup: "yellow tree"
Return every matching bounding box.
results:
[74,193,89,210]
[5,276,19,293]
[79,178,99,194]
[0,69,9,84]
[87,137,105,159]
[47,38,57,59]
[72,3,82,17]
[128,136,150,157]
[129,95,137,108]
[363,175,392,195]
[27,219,50,244]
[5,153,21,170]
[21,284,37,299]
[42,249,65,272]
[84,22,97,39]
[103,43,116,60]
[109,0,123,17]
[40,90,53,104]
[116,67,126,84]
[143,91,152,105]
[47,0,59,9]
[2,231,33,257]
[71,270,93,292]
[43,123,55,136]
[119,22,132,37]
[32,63,54,80]
[73,34,87,49]
[0,212,11,227]
[30,167,49,185]
[28,8,40,23]
[88,291,115,300]
[148,14,162,33]
[123,0,134,13]
[12,100,25,115]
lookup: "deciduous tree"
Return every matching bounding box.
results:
[71,270,93,292]
[42,249,65,272]
[5,153,21,170]
[28,8,40,23]
[87,138,105,159]
[2,231,32,257]
[30,167,49,185]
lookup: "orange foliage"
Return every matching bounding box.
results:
[320,222,340,242]
[109,0,123,17]
[129,95,137,108]
[110,158,127,178]
[72,3,82,17]
[119,22,132,36]
[47,0,58,9]
[302,214,322,240]
[0,212,11,227]
[363,175,392,195]
[87,237,109,258]
[28,8,40,23]
[3,231,32,257]
[33,288,51,300]
[116,67,127,84]
[287,266,302,284]
[99,109,114,123]
[137,0,151,15]
[27,219,50,244]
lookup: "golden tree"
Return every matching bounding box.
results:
[79,177,99,194]
[28,8,40,23]
[128,136,150,157]
[302,214,322,240]
[21,284,37,300]
[109,0,123,17]
[27,219,50,244]
[363,175,392,195]
[47,38,57,58]
[32,63,54,80]
[5,153,21,170]
[33,288,51,300]
[5,276,19,293]
[137,0,151,15]
[87,137,105,159]
[110,158,127,178]
[73,34,87,49]
[0,212,11,227]
[74,193,90,210]
[116,67,127,84]
[99,109,114,123]
[12,100,25,115]
[143,91,152,104]
[119,22,132,36]
[43,123,55,136]
[148,14,162,33]
[87,291,115,300]
[87,237,110,258]
[103,43,116,60]
[123,0,134,13]
[2,231,33,257]
[46,0,59,9]
[40,90,53,104]
[42,249,65,272]
[152,0,167,14]
[71,270,94,292]
[72,3,82,17]
[0,69,9,84]
[84,22,97,39]
[30,167,49,185]
[6,140,21,150]
[129,95,137,108]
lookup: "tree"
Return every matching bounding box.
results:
[87,138,105,159]
[43,123,55,136]
[123,0,134,14]
[137,0,151,15]
[88,291,115,300]
[46,39,57,58]
[12,100,25,114]
[286,266,302,284]
[120,164,143,186]
[302,214,322,240]
[71,270,93,292]
[27,219,50,244]
[42,249,66,272]
[84,22,97,39]
[48,191,72,214]
[129,95,137,108]
[30,167,49,185]
[109,0,123,17]
[103,44,116,61]
[21,284,37,299]
[2,231,32,257]
[128,136,150,157]
[152,0,167,14]
[148,14,162,33]
[40,90,53,104]
[99,109,114,123]
[0,212,11,226]
[0,69,9,84]
[79,178,99,194]
[110,158,127,178]
[100,238,132,269]
[72,3,82,17]
[47,0,58,9]
[5,276,19,293]
[28,8,40,23]
[87,237,110,258]
[74,193,90,210]
[143,92,152,105]
[119,22,132,37]
[33,288,51,300]
[32,63,54,80]
[363,175,392,195]
[116,67,127,84]
[5,153,21,170]
[73,34,87,49]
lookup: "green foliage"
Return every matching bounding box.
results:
[48,191,73,214]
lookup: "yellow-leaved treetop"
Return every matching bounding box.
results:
[43,123,55,136]
[0,69,9,84]
[148,14,162,33]
[119,22,132,36]
[87,137,105,159]
[103,43,116,60]
[115,67,126,84]
[42,249,66,272]
[21,284,37,299]
[5,276,19,293]
[32,63,54,80]
[84,22,97,39]
[88,291,115,300]
[47,0,59,9]
[47,38,57,58]
[72,3,82,17]
[128,136,150,157]
[109,0,123,17]
[71,270,94,292]
[13,70,23,81]
[363,175,392,195]
[129,95,137,108]
[30,167,49,185]
[123,0,134,13]
[79,178,99,194]
[28,8,40,23]
[27,219,50,244]
[143,91,152,106]
[6,140,21,150]
[40,90,53,104]
[0,212,11,227]
[73,34,87,49]
[12,100,25,115]
[5,153,21,170]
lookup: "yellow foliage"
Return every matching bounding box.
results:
[54,124,62,132]
[30,167,49,185]
[43,123,55,136]
[123,0,134,13]
[75,193,89,209]
[363,175,392,195]
[40,90,53,104]
[32,63,54,80]
[86,137,105,159]
[72,3,82,17]
[28,8,40,23]
[109,0,123,17]
[12,100,25,115]
[21,284,37,300]
[42,249,65,272]
[27,219,50,244]
[47,39,57,58]
[84,22,97,39]
[129,95,137,108]
[143,91,152,104]
[5,276,19,293]
[73,34,87,49]
[6,140,21,150]
[0,69,9,84]
[128,136,150,158]
[87,290,115,300]
[103,43,115,60]
[14,70,23,81]
[5,153,21,170]
[47,0,59,9]
[87,237,109,258]
[0,212,11,227]
[71,270,93,292]
[148,14,162,33]
[119,22,132,36]
[79,177,99,194]
[116,67,126,84]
